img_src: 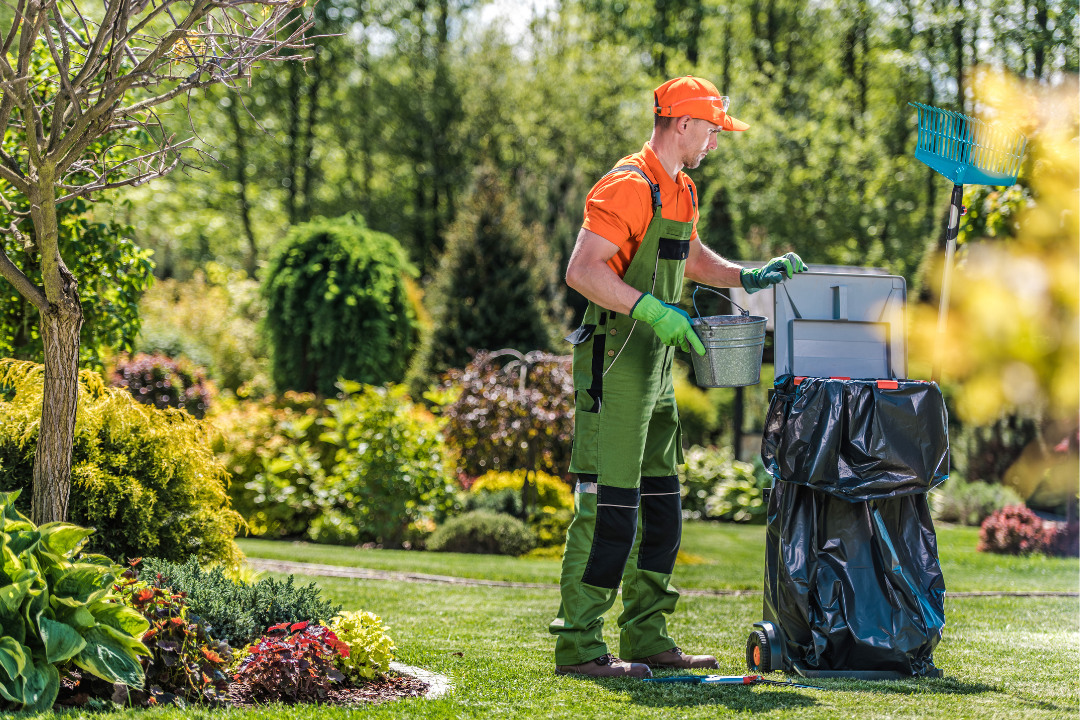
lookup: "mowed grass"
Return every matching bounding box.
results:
[238,521,1080,593]
[33,578,1079,720]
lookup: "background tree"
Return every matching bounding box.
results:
[409,165,567,386]
[0,0,309,523]
[262,214,419,395]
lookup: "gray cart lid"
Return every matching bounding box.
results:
[771,272,907,379]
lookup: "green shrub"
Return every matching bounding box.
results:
[680,445,770,523]
[408,165,566,387]
[672,362,734,446]
[263,214,418,395]
[136,264,271,395]
[329,611,396,681]
[468,470,573,548]
[221,382,458,547]
[211,391,327,539]
[931,476,1024,526]
[427,510,537,556]
[0,360,243,565]
[138,556,341,648]
[0,490,150,712]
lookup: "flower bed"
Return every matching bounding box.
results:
[0,492,426,712]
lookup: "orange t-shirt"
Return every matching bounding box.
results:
[582,143,699,278]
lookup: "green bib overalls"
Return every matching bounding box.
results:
[550,164,695,664]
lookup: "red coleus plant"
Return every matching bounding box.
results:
[233,621,350,703]
[116,560,233,705]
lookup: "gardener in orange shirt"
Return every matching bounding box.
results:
[549,76,806,678]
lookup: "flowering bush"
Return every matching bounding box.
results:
[233,622,349,703]
[116,562,232,705]
[977,505,1054,555]
[329,611,396,681]
[438,351,573,479]
[111,352,214,418]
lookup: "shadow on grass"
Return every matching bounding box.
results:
[566,673,1005,711]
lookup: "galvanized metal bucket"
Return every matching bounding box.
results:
[689,286,767,388]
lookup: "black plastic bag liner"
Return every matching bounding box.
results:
[759,376,949,677]
[763,376,949,501]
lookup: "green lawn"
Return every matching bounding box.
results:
[20,522,1075,719]
[238,521,1080,593]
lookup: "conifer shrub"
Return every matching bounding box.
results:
[468,469,574,547]
[408,165,567,386]
[139,556,342,647]
[262,214,418,396]
[111,352,214,418]
[427,510,537,556]
[0,360,243,565]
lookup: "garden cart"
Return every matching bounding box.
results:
[743,103,1028,680]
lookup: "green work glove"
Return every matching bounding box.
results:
[631,293,706,356]
[740,252,808,294]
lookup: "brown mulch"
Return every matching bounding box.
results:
[227,673,429,707]
[55,669,429,710]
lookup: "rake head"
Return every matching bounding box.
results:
[910,102,1027,186]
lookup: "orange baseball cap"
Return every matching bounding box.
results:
[653,76,749,131]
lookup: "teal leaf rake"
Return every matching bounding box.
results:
[909,102,1028,382]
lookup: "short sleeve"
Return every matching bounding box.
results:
[582,174,651,251]
[688,177,700,242]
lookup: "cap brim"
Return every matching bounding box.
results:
[720,114,749,131]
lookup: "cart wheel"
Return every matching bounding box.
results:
[746,629,772,673]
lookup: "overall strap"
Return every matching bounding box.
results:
[603,164,662,211]
[687,182,697,211]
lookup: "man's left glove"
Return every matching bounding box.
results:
[740,252,808,294]
[631,293,706,356]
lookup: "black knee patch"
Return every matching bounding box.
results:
[582,485,639,589]
[638,475,682,574]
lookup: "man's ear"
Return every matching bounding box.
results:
[677,115,693,133]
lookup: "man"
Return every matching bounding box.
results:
[549,76,806,678]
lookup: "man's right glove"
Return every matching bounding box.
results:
[740,252,808,294]
[631,293,706,356]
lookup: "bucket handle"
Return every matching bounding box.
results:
[693,285,750,318]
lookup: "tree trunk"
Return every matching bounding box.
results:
[32,295,82,524]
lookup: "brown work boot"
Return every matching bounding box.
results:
[630,646,720,669]
[555,653,653,678]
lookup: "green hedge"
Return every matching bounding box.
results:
[0,360,243,564]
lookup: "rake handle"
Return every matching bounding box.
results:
[932,184,964,383]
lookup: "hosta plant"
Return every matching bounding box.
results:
[115,562,232,705]
[329,611,396,681]
[0,490,149,711]
[233,621,349,703]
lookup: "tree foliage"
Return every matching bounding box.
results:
[410,167,566,383]
[263,214,418,395]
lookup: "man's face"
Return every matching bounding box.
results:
[679,118,721,169]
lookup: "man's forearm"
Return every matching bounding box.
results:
[566,259,643,316]
[684,243,743,287]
